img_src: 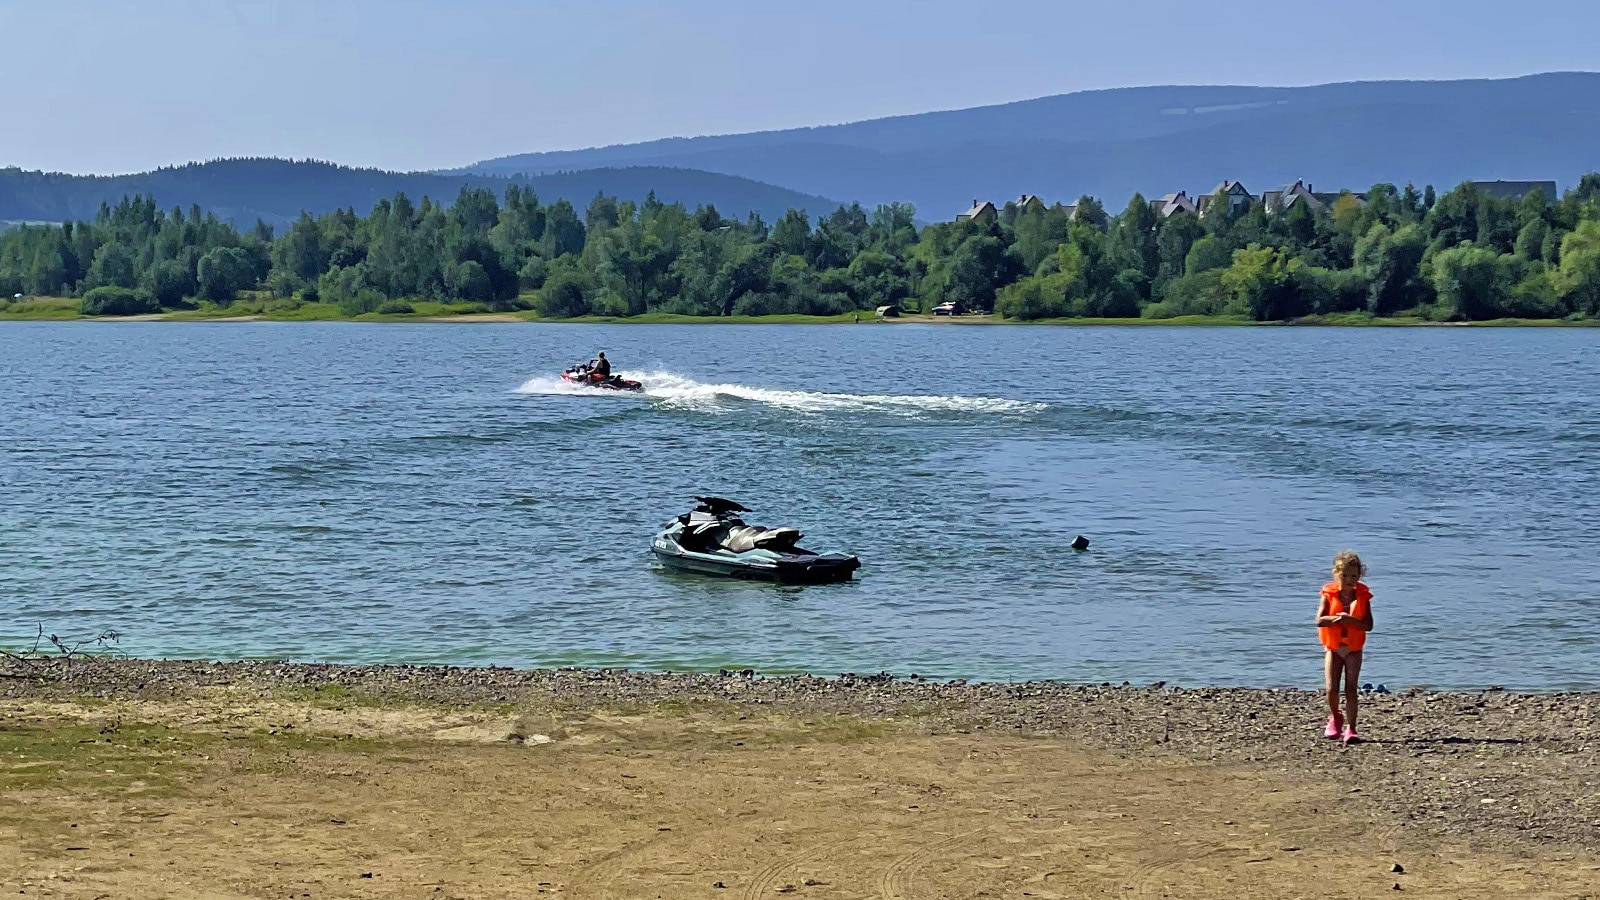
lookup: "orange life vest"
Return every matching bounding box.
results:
[1319,581,1371,652]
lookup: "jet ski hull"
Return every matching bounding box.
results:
[561,369,643,392]
[651,537,860,584]
[652,498,860,584]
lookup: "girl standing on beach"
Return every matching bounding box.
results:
[1316,550,1374,744]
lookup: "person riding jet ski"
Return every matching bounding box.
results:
[561,352,642,391]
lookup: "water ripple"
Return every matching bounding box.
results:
[1,322,1598,689]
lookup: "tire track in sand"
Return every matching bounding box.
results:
[575,824,741,900]
[741,838,855,900]
[571,834,669,900]
[879,829,987,900]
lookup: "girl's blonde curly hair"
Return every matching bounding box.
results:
[1332,550,1366,579]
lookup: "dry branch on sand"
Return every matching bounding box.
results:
[0,623,123,680]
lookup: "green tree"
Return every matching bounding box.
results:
[141,258,196,307]
[845,249,911,311]
[1146,269,1232,318]
[541,200,587,258]
[1354,223,1428,315]
[196,246,258,305]
[1363,184,1399,227]
[584,194,621,232]
[492,184,547,260]
[452,187,501,236]
[711,245,770,316]
[270,212,328,292]
[318,263,373,308]
[518,256,549,290]
[1514,218,1551,263]
[771,210,811,258]
[1427,183,1479,246]
[945,235,1019,312]
[1430,244,1510,320]
[79,286,158,316]
[1515,187,1551,230]
[1221,245,1312,321]
[1279,198,1317,245]
[1011,204,1071,273]
[1154,214,1206,296]
[536,269,591,318]
[1072,196,1109,231]
[1504,267,1563,318]
[1185,235,1232,275]
[27,242,69,295]
[1556,220,1600,315]
[996,241,1084,319]
[866,203,918,254]
[1398,184,1425,223]
[85,243,137,290]
[446,260,494,303]
[1107,194,1159,282]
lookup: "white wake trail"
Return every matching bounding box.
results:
[637,372,1044,416]
[515,371,1044,416]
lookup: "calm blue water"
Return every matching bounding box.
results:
[2,322,1597,690]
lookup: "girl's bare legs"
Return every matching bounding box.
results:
[1323,651,1344,721]
[1342,650,1363,732]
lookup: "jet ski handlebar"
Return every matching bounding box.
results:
[692,496,751,516]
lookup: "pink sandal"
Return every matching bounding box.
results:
[1341,726,1360,745]
[1324,714,1344,739]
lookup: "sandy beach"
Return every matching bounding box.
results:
[2,659,1598,898]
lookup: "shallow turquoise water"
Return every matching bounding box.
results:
[2,322,1597,689]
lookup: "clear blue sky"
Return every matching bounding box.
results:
[1,0,1594,175]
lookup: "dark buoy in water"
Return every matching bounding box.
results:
[1070,535,1090,551]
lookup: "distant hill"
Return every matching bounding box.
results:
[0,159,846,228]
[461,72,1600,216]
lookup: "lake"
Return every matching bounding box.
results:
[2,321,1597,689]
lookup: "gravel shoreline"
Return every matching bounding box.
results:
[5,657,1599,853]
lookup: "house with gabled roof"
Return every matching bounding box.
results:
[956,199,998,224]
[1150,191,1197,218]
[1263,180,1321,214]
[1196,180,1253,217]
[1015,194,1046,214]
[1263,180,1370,214]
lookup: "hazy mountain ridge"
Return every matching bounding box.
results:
[463,73,1600,215]
[5,74,1596,230]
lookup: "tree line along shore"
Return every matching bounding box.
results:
[4,175,1600,324]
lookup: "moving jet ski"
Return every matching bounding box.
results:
[561,362,643,392]
[651,497,861,584]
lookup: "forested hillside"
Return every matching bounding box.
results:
[0,159,844,229]
[4,177,1599,322]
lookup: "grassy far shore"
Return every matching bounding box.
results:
[2,659,1600,898]
[2,295,1596,326]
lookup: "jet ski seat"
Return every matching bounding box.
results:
[724,525,803,553]
[678,520,728,552]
